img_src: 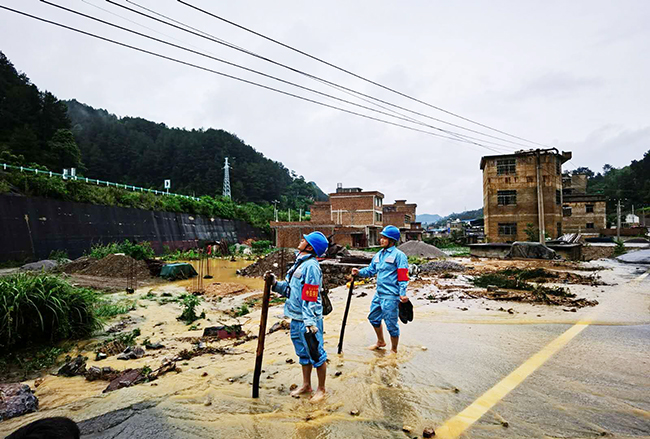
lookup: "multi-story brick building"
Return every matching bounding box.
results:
[382,200,423,242]
[271,185,424,248]
[481,149,572,243]
[561,174,607,235]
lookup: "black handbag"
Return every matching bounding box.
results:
[304,331,321,362]
[399,300,414,324]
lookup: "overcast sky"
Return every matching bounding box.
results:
[1,0,649,216]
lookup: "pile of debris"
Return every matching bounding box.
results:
[398,241,447,258]
[62,254,151,279]
[238,249,296,278]
[204,282,250,298]
[419,261,467,274]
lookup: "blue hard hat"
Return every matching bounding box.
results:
[303,231,329,257]
[380,225,401,242]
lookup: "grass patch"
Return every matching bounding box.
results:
[89,240,154,260]
[95,299,137,318]
[0,272,100,351]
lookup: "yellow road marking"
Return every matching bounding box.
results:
[435,268,649,439]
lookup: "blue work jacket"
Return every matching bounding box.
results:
[357,246,409,298]
[272,253,323,327]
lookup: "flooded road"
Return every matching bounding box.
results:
[1,260,649,438]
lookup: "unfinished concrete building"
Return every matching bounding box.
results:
[382,200,423,242]
[481,149,572,243]
[561,174,607,236]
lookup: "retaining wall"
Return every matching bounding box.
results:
[0,195,268,262]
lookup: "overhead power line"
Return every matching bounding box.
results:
[105,0,528,151]
[0,4,505,153]
[38,1,515,152]
[178,0,551,149]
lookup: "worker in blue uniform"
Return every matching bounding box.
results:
[351,225,410,353]
[265,231,329,402]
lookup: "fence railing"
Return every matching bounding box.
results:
[1,163,199,200]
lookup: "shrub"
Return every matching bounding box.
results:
[251,240,272,253]
[88,240,154,260]
[177,294,204,324]
[0,273,100,351]
[48,249,69,263]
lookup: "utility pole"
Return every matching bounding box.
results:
[299,209,302,222]
[272,200,279,222]
[617,199,621,241]
[535,150,546,244]
[222,157,231,200]
[288,209,291,222]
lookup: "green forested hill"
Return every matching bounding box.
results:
[0,50,326,210]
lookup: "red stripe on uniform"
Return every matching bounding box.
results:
[397,268,409,281]
[302,284,319,302]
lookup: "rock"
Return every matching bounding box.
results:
[0,384,39,421]
[203,325,245,339]
[103,369,145,393]
[402,425,413,433]
[350,409,360,416]
[285,358,294,364]
[34,378,45,388]
[146,342,165,350]
[202,372,208,377]
[269,320,290,334]
[501,421,509,428]
[423,427,436,437]
[507,309,515,314]
[117,346,145,360]
[95,352,108,361]
[197,342,207,350]
[421,346,428,351]
[334,371,342,377]
[19,259,59,272]
[154,321,165,327]
[57,355,87,377]
[289,384,298,391]
[85,366,118,382]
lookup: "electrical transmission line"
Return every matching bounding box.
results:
[178,0,550,149]
[104,0,530,151]
[0,4,509,153]
[29,2,514,152]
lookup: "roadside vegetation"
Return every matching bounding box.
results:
[0,273,101,352]
[89,240,155,260]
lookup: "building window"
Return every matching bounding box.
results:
[375,212,382,222]
[527,176,534,183]
[563,206,572,217]
[556,189,561,205]
[498,223,517,236]
[586,204,594,213]
[505,177,511,183]
[497,190,517,206]
[404,214,411,224]
[375,197,382,207]
[586,223,595,229]
[496,158,516,175]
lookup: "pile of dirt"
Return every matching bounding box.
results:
[68,254,151,279]
[238,249,296,278]
[60,256,97,273]
[420,261,467,273]
[398,241,447,258]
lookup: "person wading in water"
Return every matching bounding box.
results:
[351,225,410,354]
[265,231,329,402]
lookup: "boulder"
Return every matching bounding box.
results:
[57,355,87,377]
[203,325,245,339]
[102,369,144,393]
[0,383,38,421]
[19,260,58,272]
[268,320,290,334]
[117,346,145,360]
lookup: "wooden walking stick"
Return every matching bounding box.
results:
[337,276,356,354]
[252,275,273,398]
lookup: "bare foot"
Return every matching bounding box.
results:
[290,385,312,398]
[310,388,327,403]
[367,341,386,350]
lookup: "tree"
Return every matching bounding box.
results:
[46,129,83,171]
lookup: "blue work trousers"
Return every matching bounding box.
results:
[368,294,400,337]
[290,319,327,367]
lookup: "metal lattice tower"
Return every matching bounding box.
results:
[222,157,231,199]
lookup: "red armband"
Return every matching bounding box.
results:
[302,284,319,302]
[397,268,409,282]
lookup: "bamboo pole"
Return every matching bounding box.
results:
[252,276,273,398]
[337,276,355,354]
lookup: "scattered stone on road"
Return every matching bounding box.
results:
[117,346,145,360]
[0,383,38,421]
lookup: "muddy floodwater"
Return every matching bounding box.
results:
[1,259,649,438]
